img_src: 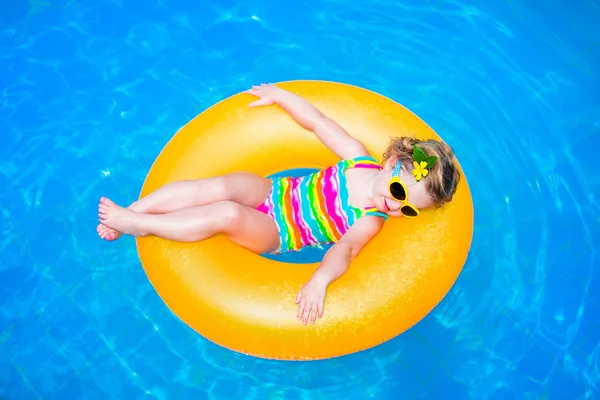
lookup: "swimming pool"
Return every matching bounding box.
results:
[1,0,598,398]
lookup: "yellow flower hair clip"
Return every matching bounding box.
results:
[412,145,438,181]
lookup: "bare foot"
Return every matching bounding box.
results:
[96,223,122,241]
[98,197,146,237]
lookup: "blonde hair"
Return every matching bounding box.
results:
[382,137,460,207]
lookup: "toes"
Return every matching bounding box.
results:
[106,230,121,241]
[97,223,120,241]
[100,197,115,206]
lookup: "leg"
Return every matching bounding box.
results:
[97,172,272,241]
[99,200,280,254]
[128,172,271,213]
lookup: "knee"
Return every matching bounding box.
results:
[190,176,230,204]
[216,201,244,231]
[194,176,234,201]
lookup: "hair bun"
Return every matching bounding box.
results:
[397,137,421,154]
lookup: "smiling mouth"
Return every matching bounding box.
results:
[382,198,390,212]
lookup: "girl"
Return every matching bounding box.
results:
[97,84,460,325]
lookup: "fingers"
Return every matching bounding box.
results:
[249,99,270,107]
[295,288,324,325]
[246,84,276,105]
[298,296,309,324]
[302,304,311,325]
[297,299,305,321]
[317,299,324,319]
[310,304,318,324]
[246,85,263,93]
[246,83,273,93]
[301,302,321,325]
[296,302,323,324]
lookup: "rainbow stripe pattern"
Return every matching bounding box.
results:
[257,156,389,253]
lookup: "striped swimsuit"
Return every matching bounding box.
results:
[257,156,388,254]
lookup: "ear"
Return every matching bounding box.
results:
[384,155,398,170]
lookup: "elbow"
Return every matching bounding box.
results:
[329,241,356,261]
[312,115,333,131]
[348,244,362,260]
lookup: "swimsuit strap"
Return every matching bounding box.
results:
[364,207,389,220]
[346,156,383,170]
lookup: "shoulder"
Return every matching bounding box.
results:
[344,143,372,159]
[338,155,381,169]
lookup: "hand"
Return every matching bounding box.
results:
[295,277,327,325]
[245,83,282,107]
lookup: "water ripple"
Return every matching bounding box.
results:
[1,0,599,398]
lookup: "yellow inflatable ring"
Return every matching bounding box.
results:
[136,80,473,360]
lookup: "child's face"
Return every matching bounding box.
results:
[373,157,434,218]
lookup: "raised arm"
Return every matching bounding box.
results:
[295,215,385,324]
[246,84,370,160]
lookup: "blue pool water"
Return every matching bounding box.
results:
[1,0,599,398]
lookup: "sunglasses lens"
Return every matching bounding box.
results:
[389,182,406,201]
[401,205,419,217]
